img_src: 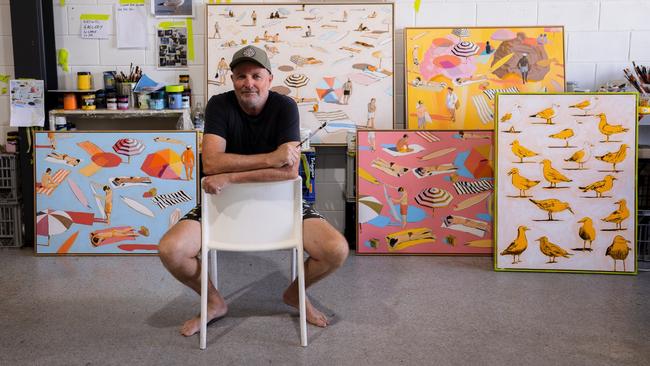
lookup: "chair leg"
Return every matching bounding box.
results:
[200,244,209,349]
[296,245,308,347]
[209,250,218,290]
[291,248,297,282]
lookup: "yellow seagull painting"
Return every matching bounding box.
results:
[541,159,572,188]
[595,113,628,142]
[529,198,574,221]
[563,142,593,170]
[510,139,538,163]
[500,104,522,123]
[577,217,596,251]
[606,235,632,271]
[579,174,616,198]
[500,225,529,264]
[536,236,573,263]
[595,144,628,172]
[507,168,539,197]
[569,96,599,116]
[548,128,574,147]
[602,199,629,230]
[530,103,560,124]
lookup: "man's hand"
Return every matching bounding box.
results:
[202,174,232,195]
[267,143,300,168]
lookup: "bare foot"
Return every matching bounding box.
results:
[283,290,329,327]
[180,300,228,337]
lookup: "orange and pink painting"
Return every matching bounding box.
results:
[357,130,493,255]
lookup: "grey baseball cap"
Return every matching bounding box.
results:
[229,45,272,73]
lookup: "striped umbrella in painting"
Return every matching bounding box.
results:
[284,73,310,99]
[36,209,73,246]
[415,187,453,214]
[451,41,480,60]
[112,138,145,164]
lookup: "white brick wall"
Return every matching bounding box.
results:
[2,0,649,234]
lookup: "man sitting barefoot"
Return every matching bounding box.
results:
[158,45,349,337]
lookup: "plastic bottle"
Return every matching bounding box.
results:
[191,101,205,131]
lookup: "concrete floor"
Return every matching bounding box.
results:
[1,248,649,366]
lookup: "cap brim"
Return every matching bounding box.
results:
[229,58,271,73]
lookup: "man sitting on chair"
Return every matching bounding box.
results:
[158,45,349,337]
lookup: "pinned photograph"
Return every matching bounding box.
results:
[152,0,193,18]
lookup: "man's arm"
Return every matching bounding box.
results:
[200,134,300,194]
[202,134,299,175]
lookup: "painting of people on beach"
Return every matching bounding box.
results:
[356,130,494,255]
[34,131,198,255]
[494,93,637,274]
[405,26,565,130]
[207,3,394,145]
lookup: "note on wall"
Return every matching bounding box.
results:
[80,14,110,39]
[10,79,45,127]
[116,3,147,49]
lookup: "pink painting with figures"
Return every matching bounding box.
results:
[356,130,494,255]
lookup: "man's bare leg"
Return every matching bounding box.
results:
[158,219,228,336]
[283,218,348,327]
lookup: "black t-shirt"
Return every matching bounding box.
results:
[204,90,300,154]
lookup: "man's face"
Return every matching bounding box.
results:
[231,62,273,113]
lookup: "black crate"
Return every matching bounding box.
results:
[0,154,20,202]
[0,203,23,247]
[639,212,650,262]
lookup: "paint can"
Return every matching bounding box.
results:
[77,72,92,90]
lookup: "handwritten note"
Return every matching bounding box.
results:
[116,3,147,49]
[80,14,110,39]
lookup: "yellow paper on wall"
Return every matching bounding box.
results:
[187,18,194,61]
[57,49,70,72]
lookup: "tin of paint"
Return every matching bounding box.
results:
[166,85,184,109]
[117,96,129,110]
[63,93,77,110]
[106,92,117,110]
[77,72,92,90]
[81,93,96,110]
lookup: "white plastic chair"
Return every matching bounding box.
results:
[200,177,307,349]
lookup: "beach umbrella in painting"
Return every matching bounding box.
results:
[284,73,309,99]
[36,209,73,246]
[289,55,306,68]
[451,28,470,40]
[415,187,453,214]
[371,50,387,70]
[140,149,183,180]
[112,138,145,164]
[315,77,343,104]
[451,41,480,60]
[358,195,383,232]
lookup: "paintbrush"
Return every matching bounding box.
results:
[297,121,328,148]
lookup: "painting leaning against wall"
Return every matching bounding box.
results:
[494,93,637,274]
[357,130,494,255]
[33,131,198,255]
[405,26,565,131]
[206,3,395,145]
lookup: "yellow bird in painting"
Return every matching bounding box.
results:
[602,199,629,230]
[577,217,596,251]
[595,144,628,171]
[548,128,574,147]
[500,225,529,264]
[536,236,573,263]
[569,96,599,115]
[507,168,539,197]
[530,103,560,124]
[579,174,616,198]
[541,159,572,188]
[564,142,593,169]
[529,198,574,221]
[500,104,522,123]
[595,113,629,142]
[511,139,539,163]
[606,235,632,272]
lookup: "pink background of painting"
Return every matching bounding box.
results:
[357,130,494,255]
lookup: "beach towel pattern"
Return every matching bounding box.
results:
[312,110,350,123]
[415,131,440,143]
[36,169,71,196]
[151,190,192,209]
[482,86,519,100]
[452,180,494,195]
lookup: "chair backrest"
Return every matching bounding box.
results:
[201,177,302,252]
